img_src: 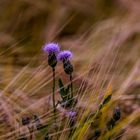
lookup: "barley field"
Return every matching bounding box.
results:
[0,0,140,140]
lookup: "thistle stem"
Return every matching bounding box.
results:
[52,67,56,114]
[70,74,73,98]
[52,67,58,138]
[28,126,32,140]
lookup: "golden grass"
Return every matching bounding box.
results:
[0,0,140,140]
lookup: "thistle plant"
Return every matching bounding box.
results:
[43,43,60,115]
[57,50,76,108]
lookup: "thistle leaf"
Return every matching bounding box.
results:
[58,78,65,99]
[102,94,112,105]
[99,94,112,110]
[65,85,70,98]
[99,85,112,110]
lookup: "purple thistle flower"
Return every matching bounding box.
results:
[43,42,60,68]
[43,43,60,55]
[58,50,73,74]
[66,110,77,118]
[57,50,73,61]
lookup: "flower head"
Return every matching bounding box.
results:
[43,42,60,68]
[57,50,73,61]
[66,110,77,118]
[43,43,60,55]
[58,50,73,74]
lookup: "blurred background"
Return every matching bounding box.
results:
[0,0,140,65]
[0,0,140,139]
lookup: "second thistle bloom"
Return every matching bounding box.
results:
[57,50,73,74]
[43,43,60,68]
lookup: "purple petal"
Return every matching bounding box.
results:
[43,43,60,54]
[57,50,73,61]
[66,110,77,118]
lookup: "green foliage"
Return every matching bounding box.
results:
[99,94,112,110]
[58,78,70,101]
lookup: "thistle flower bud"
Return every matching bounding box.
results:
[113,107,121,121]
[21,116,30,125]
[43,43,60,68]
[57,50,73,75]
[48,53,57,68]
[63,60,73,75]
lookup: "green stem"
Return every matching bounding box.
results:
[52,68,58,139]
[70,74,73,98]
[52,67,56,114]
